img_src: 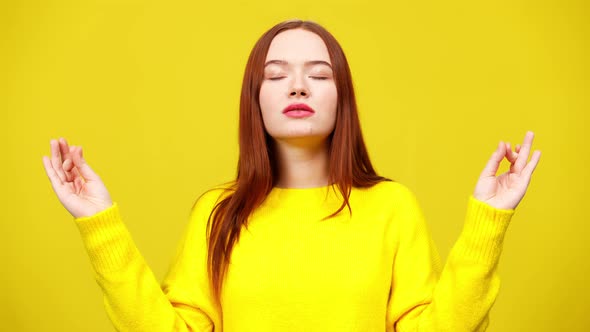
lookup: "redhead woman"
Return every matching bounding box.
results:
[42,20,541,332]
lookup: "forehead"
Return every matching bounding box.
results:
[265,29,331,64]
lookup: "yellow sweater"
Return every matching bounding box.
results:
[74,180,514,332]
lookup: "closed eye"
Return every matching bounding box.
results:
[267,76,328,81]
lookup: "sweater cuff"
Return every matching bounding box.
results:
[454,196,515,266]
[74,203,138,274]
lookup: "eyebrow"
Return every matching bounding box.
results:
[264,59,333,69]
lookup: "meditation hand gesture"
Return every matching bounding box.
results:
[42,138,113,218]
[473,131,542,210]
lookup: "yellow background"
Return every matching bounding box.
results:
[1,0,588,331]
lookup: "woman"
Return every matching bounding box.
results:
[42,20,541,331]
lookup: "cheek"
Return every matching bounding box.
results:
[258,84,282,132]
[259,84,281,114]
[258,84,269,109]
[258,84,273,120]
[326,87,338,129]
[321,85,338,117]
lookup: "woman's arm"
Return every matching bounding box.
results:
[74,194,220,331]
[387,131,540,331]
[387,189,513,331]
[43,138,219,331]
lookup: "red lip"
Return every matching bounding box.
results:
[282,103,315,114]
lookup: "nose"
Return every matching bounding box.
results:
[289,87,308,97]
[288,75,310,98]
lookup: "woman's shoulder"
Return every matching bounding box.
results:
[359,179,416,199]
[354,179,423,212]
[191,180,236,213]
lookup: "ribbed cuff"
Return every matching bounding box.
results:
[74,203,138,274]
[454,196,515,265]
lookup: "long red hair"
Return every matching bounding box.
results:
[202,19,392,307]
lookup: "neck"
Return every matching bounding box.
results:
[273,137,330,188]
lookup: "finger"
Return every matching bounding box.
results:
[50,139,67,183]
[62,157,76,183]
[71,147,84,180]
[59,138,76,182]
[522,150,541,178]
[42,155,64,190]
[515,144,521,153]
[72,146,99,181]
[58,137,71,161]
[63,145,77,172]
[63,145,79,173]
[72,166,86,193]
[505,142,518,164]
[63,158,74,172]
[64,145,76,167]
[514,131,534,173]
[480,141,506,178]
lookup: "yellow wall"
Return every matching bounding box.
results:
[1,0,587,330]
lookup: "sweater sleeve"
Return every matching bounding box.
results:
[386,186,514,332]
[74,191,222,331]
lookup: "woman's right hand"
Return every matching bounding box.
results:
[42,138,113,219]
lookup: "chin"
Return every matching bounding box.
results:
[271,131,332,145]
[265,123,333,141]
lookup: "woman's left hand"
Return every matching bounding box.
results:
[473,131,542,210]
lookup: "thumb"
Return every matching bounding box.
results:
[480,141,506,178]
[72,146,100,181]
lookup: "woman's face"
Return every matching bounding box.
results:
[259,29,338,144]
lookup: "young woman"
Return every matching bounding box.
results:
[42,20,541,332]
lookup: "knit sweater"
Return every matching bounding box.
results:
[74,180,514,332]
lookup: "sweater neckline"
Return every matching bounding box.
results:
[263,184,345,210]
[271,184,333,192]
[269,184,340,198]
